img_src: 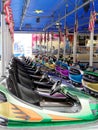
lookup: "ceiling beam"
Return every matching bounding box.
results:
[20,0,31,30]
[25,15,53,18]
[44,0,93,31]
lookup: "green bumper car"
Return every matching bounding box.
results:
[0,82,98,128]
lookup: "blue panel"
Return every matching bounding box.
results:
[10,0,98,33]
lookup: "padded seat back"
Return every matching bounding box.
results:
[7,69,21,98]
[17,83,41,105]
[18,73,34,89]
[17,69,31,79]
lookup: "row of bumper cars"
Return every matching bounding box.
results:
[0,56,97,127]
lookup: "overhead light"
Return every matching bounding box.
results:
[56,22,62,26]
[34,10,43,14]
[56,22,60,26]
[56,22,62,29]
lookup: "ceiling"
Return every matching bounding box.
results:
[2,0,98,33]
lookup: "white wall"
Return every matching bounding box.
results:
[14,33,32,57]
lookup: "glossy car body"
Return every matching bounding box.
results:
[0,83,98,127]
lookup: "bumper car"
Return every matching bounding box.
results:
[59,63,69,79]
[44,57,56,70]
[0,81,98,127]
[55,60,62,73]
[82,67,98,97]
[45,62,55,70]
[69,62,88,88]
[55,61,69,79]
[65,56,73,66]
[69,66,83,83]
[41,57,56,76]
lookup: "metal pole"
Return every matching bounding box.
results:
[63,6,67,60]
[10,35,13,58]
[8,30,11,63]
[58,28,61,60]
[89,30,94,66]
[10,33,12,60]
[73,32,77,63]
[50,33,53,54]
[73,0,78,63]
[89,0,96,66]
[44,34,46,53]
[47,33,49,56]
[1,11,6,76]
[36,35,37,49]
[6,25,9,66]
[47,38,48,56]
[8,30,10,63]
[8,31,10,62]
[39,34,42,53]
[10,36,12,59]
[63,31,66,60]
[20,0,31,30]
[5,23,7,68]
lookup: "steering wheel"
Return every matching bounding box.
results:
[50,80,62,95]
[39,73,49,82]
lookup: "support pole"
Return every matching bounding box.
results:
[39,34,42,53]
[8,29,12,64]
[44,32,46,53]
[4,23,7,68]
[58,28,61,60]
[36,35,37,49]
[73,0,78,63]
[63,5,67,60]
[10,35,13,58]
[1,12,6,76]
[6,24,9,67]
[8,31,10,62]
[46,39,48,55]
[63,30,66,60]
[73,32,77,63]
[50,32,54,54]
[44,35,45,51]
[8,30,10,63]
[46,33,49,56]
[89,30,94,66]
[50,34,52,54]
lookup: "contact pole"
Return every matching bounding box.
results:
[89,29,94,66]
[63,6,67,60]
[1,2,6,76]
[73,0,78,63]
